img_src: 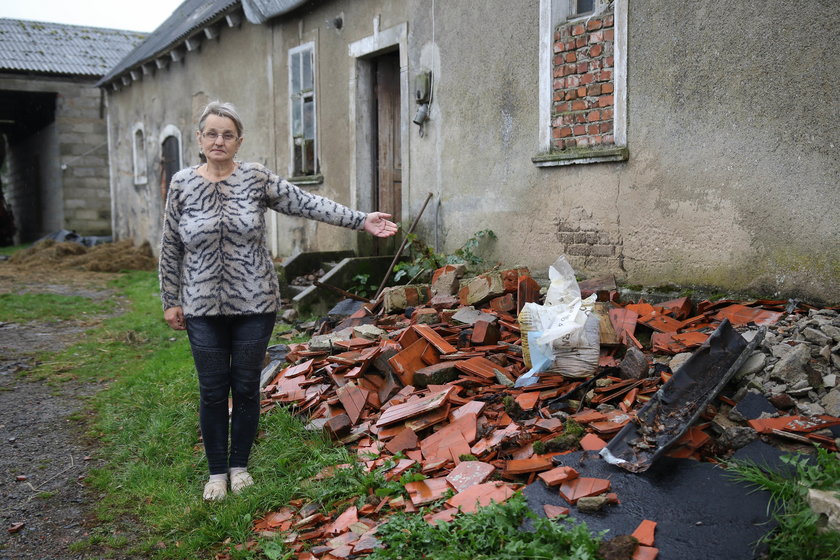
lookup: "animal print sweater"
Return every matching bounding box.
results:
[159,162,367,317]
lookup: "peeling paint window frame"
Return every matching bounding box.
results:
[288,42,319,179]
[534,0,627,167]
[131,122,148,185]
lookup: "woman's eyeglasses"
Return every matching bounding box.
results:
[201,131,239,142]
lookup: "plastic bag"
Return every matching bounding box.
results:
[516,256,600,384]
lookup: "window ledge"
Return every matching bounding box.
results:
[532,146,628,167]
[287,174,323,186]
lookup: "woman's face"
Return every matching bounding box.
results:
[197,114,242,165]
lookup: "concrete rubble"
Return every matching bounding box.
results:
[250,263,840,559]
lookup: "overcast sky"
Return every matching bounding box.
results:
[1,0,185,33]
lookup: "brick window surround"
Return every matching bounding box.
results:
[534,0,627,167]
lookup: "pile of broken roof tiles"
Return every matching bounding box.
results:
[249,264,839,560]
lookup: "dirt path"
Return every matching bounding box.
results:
[0,266,134,559]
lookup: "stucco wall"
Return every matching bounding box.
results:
[107,0,839,304]
[404,0,838,304]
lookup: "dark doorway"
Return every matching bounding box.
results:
[161,135,180,201]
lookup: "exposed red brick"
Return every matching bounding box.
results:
[558,126,573,138]
[590,44,603,57]
[605,28,615,41]
[586,19,603,31]
[604,14,614,27]
[572,24,585,36]
[605,55,614,67]
[601,108,614,119]
[599,70,613,82]
[598,95,614,108]
[599,122,613,134]
[602,83,614,94]
[565,52,577,63]
[587,84,602,96]
[580,73,595,85]
[576,86,587,98]
[577,61,590,73]
[571,100,586,111]
[589,31,603,43]
[576,37,586,48]
[587,124,600,136]
[587,110,601,122]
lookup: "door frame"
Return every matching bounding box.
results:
[348,22,409,237]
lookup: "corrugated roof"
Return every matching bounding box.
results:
[241,0,310,24]
[98,0,240,86]
[0,18,147,78]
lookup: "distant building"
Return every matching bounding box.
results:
[0,18,146,243]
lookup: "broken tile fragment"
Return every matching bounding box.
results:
[445,460,496,493]
[538,466,579,487]
[558,477,611,505]
[446,481,518,513]
[631,519,657,547]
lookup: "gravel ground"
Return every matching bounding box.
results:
[0,265,141,560]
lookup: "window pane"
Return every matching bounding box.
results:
[302,48,312,91]
[291,51,301,94]
[292,99,303,137]
[575,0,594,14]
[303,98,314,140]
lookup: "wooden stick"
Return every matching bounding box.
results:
[373,192,435,301]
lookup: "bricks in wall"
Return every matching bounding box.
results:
[551,12,615,151]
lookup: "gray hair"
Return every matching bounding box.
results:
[198,101,244,136]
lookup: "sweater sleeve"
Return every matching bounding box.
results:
[158,176,185,310]
[262,167,367,231]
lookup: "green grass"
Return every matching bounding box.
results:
[0,292,114,323]
[0,243,29,257]
[727,448,840,560]
[368,493,602,560]
[22,269,604,559]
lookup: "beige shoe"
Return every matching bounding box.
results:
[203,478,228,501]
[229,469,254,494]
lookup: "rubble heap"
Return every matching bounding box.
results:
[248,263,839,559]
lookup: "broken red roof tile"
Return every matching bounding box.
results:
[376,387,454,427]
[388,339,441,386]
[336,382,369,425]
[544,504,570,518]
[538,466,579,487]
[714,304,783,326]
[579,433,608,450]
[557,477,611,505]
[424,507,460,525]
[515,391,540,410]
[404,477,451,506]
[446,481,518,513]
[324,506,358,535]
[632,545,660,560]
[384,427,419,454]
[632,519,657,547]
[413,324,458,354]
[445,460,496,493]
[504,455,555,475]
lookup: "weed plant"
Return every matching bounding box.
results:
[727,448,840,560]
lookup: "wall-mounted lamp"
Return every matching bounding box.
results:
[413,70,432,136]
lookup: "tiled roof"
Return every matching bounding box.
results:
[0,18,146,77]
[98,0,240,86]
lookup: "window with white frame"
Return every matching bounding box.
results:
[289,43,317,177]
[132,123,147,185]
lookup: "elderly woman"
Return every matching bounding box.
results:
[159,101,397,501]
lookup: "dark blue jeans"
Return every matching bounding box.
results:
[185,313,275,475]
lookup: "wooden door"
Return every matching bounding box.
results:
[374,52,401,254]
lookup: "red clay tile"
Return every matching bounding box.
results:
[538,466,579,487]
[632,545,659,560]
[325,506,358,535]
[543,504,570,518]
[445,460,496,493]
[579,433,608,450]
[714,304,783,326]
[446,481,518,513]
[405,477,451,507]
[413,324,458,354]
[337,382,369,425]
[376,387,454,427]
[504,455,554,475]
[632,519,657,546]
[558,477,611,505]
[425,507,460,525]
[515,391,540,410]
[384,427,419,454]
